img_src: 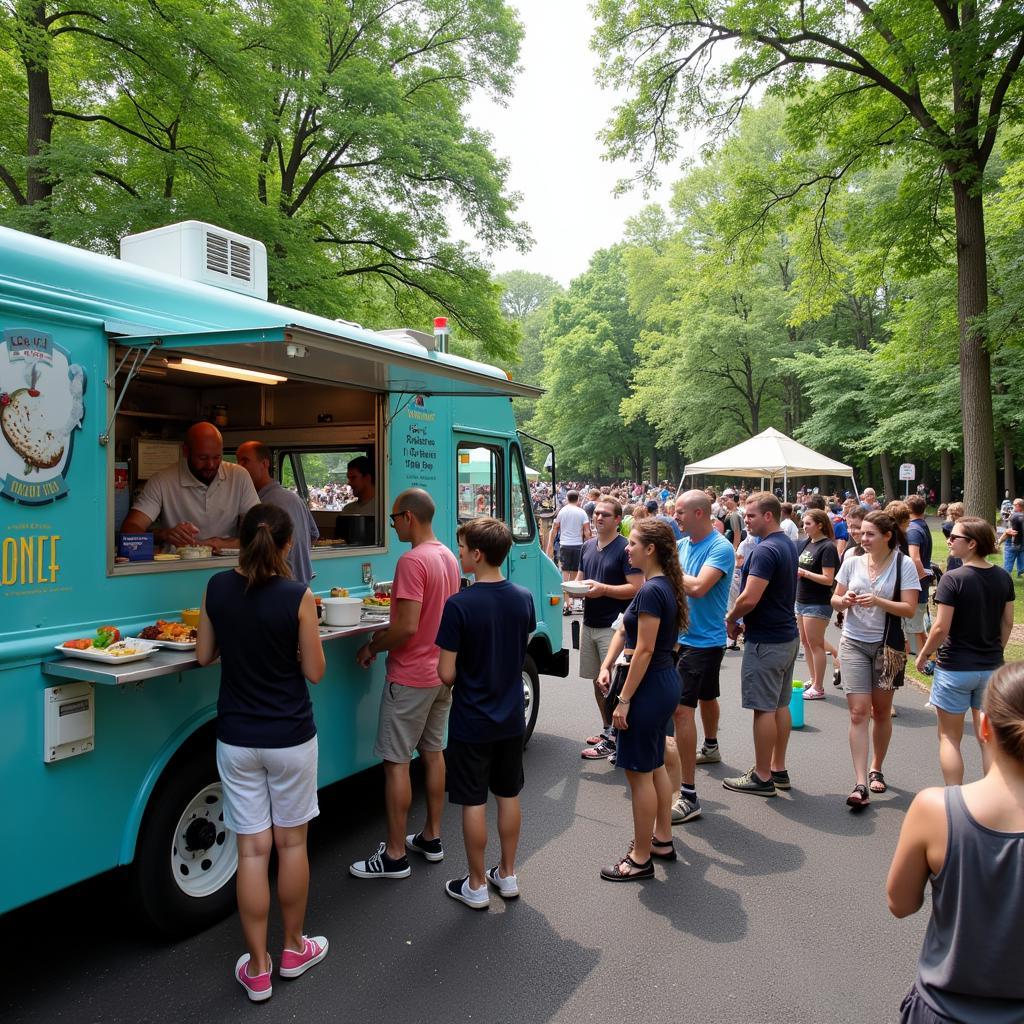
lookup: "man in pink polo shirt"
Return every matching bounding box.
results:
[350,488,460,879]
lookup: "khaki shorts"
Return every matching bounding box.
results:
[580,624,615,679]
[374,681,452,763]
[907,600,928,634]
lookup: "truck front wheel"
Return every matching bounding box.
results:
[132,747,237,936]
[523,654,541,747]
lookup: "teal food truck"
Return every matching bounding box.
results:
[0,221,567,934]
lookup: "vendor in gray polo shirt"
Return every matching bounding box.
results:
[236,441,319,587]
[121,422,258,552]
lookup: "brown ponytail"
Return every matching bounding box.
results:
[983,662,1024,763]
[631,519,689,634]
[238,503,293,591]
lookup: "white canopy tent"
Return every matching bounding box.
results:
[680,427,858,501]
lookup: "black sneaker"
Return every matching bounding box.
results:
[722,767,776,797]
[405,832,444,863]
[349,841,411,879]
[770,770,791,790]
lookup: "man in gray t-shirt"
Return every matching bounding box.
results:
[237,441,319,587]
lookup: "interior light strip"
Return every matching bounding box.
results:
[166,357,287,385]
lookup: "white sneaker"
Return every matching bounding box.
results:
[486,865,520,900]
[445,876,490,909]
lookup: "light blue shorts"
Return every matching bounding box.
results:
[930,667,996,714]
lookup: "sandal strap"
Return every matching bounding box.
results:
[868,770,884,781]
[852,784,868,796]
[651,837,674,848]
[625,854,651,870]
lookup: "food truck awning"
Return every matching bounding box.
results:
[113,323,542,399]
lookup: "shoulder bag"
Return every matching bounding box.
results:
[875,553,908,690]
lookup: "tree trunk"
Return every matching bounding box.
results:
[951,180,997,518]
[878,452,895,502]
[649,447,658,486]
[1002,430,1014,501]
[667,449,681,484]
[941,451,952,504]
[23,2,54,234]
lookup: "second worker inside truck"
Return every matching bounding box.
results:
[121,421,259,552]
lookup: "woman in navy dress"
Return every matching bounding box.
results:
[597,519,688,881]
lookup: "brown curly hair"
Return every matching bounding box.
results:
[630,519,689,634]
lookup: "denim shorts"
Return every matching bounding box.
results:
[795,603,832,621]
[930,666,996,714]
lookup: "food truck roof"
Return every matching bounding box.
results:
[0,226,541,399]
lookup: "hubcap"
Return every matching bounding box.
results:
[522,671,534,729]
[170,782,237,898]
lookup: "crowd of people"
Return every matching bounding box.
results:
[551,484,1021,1020]
[194,471,1022,1021]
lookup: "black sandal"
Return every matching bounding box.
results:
[629,836,677,861]
[846,783,870,808]
[600,854,655,881]
[868,770,888,793]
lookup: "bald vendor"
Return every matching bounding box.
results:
[121,422,259,552]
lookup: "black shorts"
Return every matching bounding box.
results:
[445,736,525,806]
[560,545,583,572]
[676,645,724,707]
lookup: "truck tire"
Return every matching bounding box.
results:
[522,654,541,747]
[132,746,237,937]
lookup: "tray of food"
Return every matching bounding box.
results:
[213,547,240,557]
[56,627,157,664]
[134,619,198,649]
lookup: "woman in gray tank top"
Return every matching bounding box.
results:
[886,662,1024,1022]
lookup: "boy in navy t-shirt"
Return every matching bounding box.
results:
[436,517,536,910]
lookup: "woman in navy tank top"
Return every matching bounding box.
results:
[887,661,1024,1022]
[198,503,327,1002]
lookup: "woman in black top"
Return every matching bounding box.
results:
[915,518,1015,785]
[795,509,841,700]
[198,504,327,1001]
[596,519,688,881]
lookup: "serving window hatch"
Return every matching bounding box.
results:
[112,324,542,399]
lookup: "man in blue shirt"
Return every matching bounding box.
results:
[724,492,800,797]
[663,491,737,823]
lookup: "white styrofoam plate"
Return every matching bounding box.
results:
[55,641,158,664]
[129,635,196,651]
[561,582,591,596]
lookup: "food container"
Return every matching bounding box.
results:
[181,608,200,629]
[178,545,213,560]
[322,596,361,626]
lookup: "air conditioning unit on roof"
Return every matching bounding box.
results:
[120,221,268,299]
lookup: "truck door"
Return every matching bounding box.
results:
[506,441,539,593]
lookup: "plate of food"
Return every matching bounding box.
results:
[134,619,198,649]
[213,547,240,557]
[56,628,157,664]
[362,594,391,609]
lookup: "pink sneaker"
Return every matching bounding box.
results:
[235,953,272,1002]
[279,935,329,979]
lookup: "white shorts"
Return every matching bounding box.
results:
[907,601,928,634]
[216,735,320,834]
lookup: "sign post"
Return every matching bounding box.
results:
[899,462,915,499]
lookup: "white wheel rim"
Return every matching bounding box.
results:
[522,671,534,729]
[170,782,237,898]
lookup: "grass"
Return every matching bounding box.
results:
[901,525,1024,688]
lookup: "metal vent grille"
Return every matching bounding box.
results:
[205,232,230,276]
[229,240,252,281]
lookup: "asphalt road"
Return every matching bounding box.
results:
[2,622,978,1024]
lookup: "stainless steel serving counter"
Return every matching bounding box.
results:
[41,619,389,687]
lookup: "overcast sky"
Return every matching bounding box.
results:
[465,0,691,286]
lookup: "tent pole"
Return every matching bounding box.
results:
[850,470,860,501]
[783,469,788,502]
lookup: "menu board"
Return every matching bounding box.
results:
[133,439,180,482]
